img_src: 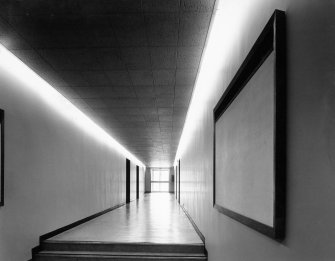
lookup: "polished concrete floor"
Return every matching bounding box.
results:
[50,193,203,244]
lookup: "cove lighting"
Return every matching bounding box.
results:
[0,44,145,168]
[174,1,252,166]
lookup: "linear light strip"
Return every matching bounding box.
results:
[174,2,250,166]
[0,44,145,168]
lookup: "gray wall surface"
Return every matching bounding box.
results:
[145,168,151,193]
[0,54,144,260]
[177,0,335,260]
[169,167,174,193]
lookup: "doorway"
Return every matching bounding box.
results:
[126,158,130,203]
[178,160,181,203]
[136,165,139,199]
[175,165,178,199]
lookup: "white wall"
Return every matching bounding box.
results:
[0,56,131,260]
[178,0,335,260]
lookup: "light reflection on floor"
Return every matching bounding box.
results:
[50,193,202,244]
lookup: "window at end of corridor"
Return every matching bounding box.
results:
[151,169,170,192]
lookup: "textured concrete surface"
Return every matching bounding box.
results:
[0,0,215,167]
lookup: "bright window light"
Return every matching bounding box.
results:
[0,44,145,168]
[151,168,169,192]
[151,169,169,182]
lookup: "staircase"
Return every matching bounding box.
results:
[33,240,207,260]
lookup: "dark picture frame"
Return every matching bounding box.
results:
[213,10,286,240]
[0,109,4,206]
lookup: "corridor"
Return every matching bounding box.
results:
[34,194,206,260]
[0,1,334,260]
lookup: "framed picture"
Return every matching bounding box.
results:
[213,10,286,240]
[0,109,4,206]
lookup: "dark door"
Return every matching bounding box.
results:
[178,160,181,204]
[136,165,139,199]
[126,159,130,203]
[175,166,178,199]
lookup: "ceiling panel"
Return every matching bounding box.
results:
[150,47,177,69]
[129,70,154,86]
[153,70,175,86]
[142,0,180,13]
[112,14,148,46]
[105,71,132,86]
[60,71,89,86]
[177,47,202,68]
[179,12,212,46]
[97,49,126,70]
[145,14,179,46]
[181,0,215,12]
[121,47,151,69]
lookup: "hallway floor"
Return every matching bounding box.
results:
[50,193,203,244]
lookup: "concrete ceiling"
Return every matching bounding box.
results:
[0,0,214,167]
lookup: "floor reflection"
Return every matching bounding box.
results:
[51,193,202,244]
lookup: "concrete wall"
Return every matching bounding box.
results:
[178,0,335,260]
[0,55,134,260]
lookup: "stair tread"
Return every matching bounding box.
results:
[41,241,205,254]
[38,250,206,257]
[45,240,204,246]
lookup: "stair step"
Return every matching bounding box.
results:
[34,251,207,261]
[42,241,205,254]
[38,250,206,257]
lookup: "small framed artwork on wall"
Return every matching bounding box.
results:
[0,109,4,206]
[213,10,286,240]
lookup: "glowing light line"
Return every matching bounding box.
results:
[0,44,145,168]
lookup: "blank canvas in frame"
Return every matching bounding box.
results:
[213,10,286,240]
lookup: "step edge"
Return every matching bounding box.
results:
[35,253,207,260]
[37,251,206,257]
[43,240,205,247]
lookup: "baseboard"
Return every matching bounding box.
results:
[180,204,206,244]
[31,245,42,256]
[31,201,127,258]
[39,202,126,243]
